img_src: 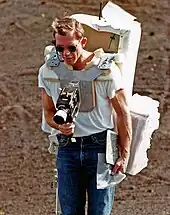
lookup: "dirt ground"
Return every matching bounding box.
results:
[0,0,169,214]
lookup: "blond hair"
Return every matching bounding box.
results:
[52,17,84,40]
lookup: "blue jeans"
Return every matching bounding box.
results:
[56,130,115,215]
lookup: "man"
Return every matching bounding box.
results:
[38,17,132,215]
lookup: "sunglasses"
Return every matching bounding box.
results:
[55,40,81,53]
[55,45,77,53]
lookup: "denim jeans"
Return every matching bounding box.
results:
[56,130,115,215]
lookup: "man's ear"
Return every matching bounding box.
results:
[81,37,87,48]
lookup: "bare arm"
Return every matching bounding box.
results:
[110,89,132,173]
[40,88,75,135]
[41,88,60,130]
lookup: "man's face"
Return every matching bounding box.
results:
[55,31,84,66]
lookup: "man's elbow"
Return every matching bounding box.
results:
[116,105,131,120]
[117,110,132,136]
[44,109,55,124]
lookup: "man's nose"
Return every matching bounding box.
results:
[63,48,71,56]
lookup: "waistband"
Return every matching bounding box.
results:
[71,130,107,142]
[58,130,108,142]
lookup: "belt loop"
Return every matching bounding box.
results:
[90,133,94,142]
[80,137,83,145]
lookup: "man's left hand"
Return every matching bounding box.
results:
[110,156,129,175]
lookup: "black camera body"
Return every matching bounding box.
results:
[53,82,80,125]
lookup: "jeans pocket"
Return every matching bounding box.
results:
[92,130,107,146]
[57,134,69,147]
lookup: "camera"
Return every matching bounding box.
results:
[53,81,80,125]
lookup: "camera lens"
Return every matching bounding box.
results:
[53,110,67,124]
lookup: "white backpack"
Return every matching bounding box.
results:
[71,2,160,175]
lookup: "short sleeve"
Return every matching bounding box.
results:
[106,64,124,99]
[38,65,51,96]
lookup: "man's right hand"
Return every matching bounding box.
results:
[57,122,75,136]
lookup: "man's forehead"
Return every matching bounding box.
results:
[55,32,78,45]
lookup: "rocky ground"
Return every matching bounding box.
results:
[0,0,169,214]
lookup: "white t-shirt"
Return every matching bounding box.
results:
[38,52,123,137]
